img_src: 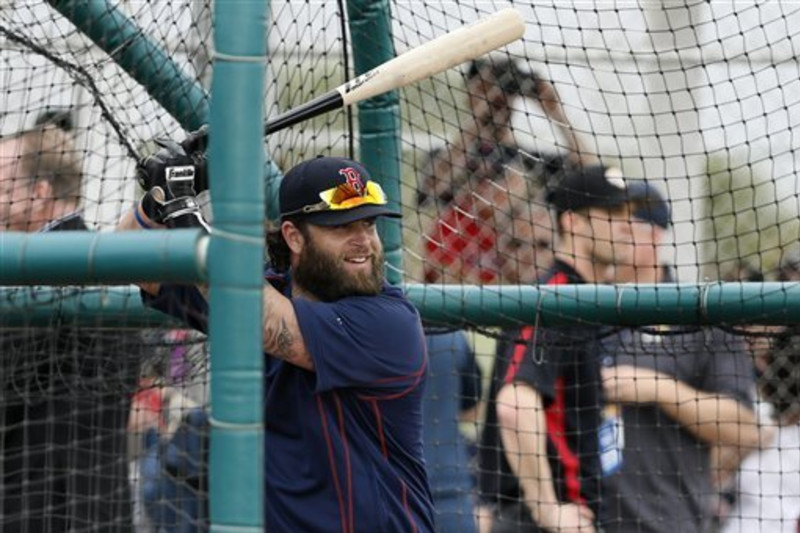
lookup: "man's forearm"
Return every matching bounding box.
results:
[262,283,313,370]
[496,384,559,521]
[656,381,759,447]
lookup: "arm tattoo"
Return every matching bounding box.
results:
[265,315,296,362]
[262,284,312,369]
[275,318,295,360]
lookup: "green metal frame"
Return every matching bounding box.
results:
[205,1,267,529]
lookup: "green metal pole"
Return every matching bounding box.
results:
[207,0,267,530]
[0,230,206,285]
[47,0,209,130]
[346,0,404,284]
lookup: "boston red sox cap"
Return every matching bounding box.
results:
[546,165,630,214]
[279,156,401,226]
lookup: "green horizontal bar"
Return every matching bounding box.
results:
[1,282,799,327]
[0,286,182,328]
[0,230,208,285]
[406,282,800,327]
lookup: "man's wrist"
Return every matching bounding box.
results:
[134,201,163,229]
[134,203,155,229]
[524,497,560,529]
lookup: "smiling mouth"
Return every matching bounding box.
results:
[345,256,370,265]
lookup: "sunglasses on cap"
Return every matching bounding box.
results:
[280,179,389,217]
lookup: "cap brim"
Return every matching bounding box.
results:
[594,190,630,208]
[301,204,402,226]
[550,188,630,213]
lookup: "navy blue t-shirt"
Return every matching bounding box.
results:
[143,273,436,532]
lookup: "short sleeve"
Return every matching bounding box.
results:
[292,288,426,396]
[701,329,755,408]
[503,326,557,402]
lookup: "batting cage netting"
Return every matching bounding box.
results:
[0,1,799,531]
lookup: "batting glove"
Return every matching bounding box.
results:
[136,128,211,232]
[136,127,209,195]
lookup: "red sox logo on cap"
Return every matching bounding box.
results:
[339,167,366,197]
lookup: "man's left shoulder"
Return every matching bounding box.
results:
[378,282,405,299]
[317,284,419,327]
[347,283,413,308]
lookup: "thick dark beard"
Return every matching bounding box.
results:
[293,238,384,302]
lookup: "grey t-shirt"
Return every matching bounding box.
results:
[599,327,755,533]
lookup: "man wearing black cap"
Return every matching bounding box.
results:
[607,179,671,284]
[119,153,436,532]
[599,182,759,533]
[478,164,635,532]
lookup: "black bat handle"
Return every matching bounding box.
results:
[184,90,345,147]
[264,91,344,135]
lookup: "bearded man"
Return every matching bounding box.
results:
[118,153,436,532]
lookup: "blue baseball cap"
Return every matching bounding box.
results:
[626,180,671,229]
[279,156,401,226]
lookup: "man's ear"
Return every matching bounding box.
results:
[559,210,577,236]
[282,221,305,255]
[32,178,53,200]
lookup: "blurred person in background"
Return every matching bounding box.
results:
[417,57,590,209]
[600,182,760,533]
[128,330,209,532]
[0,123,139,531]
[478,165,635,533]
[33,105,74,132]
[722,329,800,533]
[422,152,531,284]
[474,196,556,533]
[420,59,588,285]
[495,189,556,285]
[707,261,780,527]
[422,329,483,533]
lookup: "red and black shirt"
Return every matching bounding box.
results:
[478,259,604,518]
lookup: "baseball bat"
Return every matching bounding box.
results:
[264,8,525,135]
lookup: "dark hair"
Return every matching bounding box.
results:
[266,217,308,273]
[467,58,539,97]
[34,107,74,132]
[4,124,83,200]
[778,249,800,281]
[721,261,764,282]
